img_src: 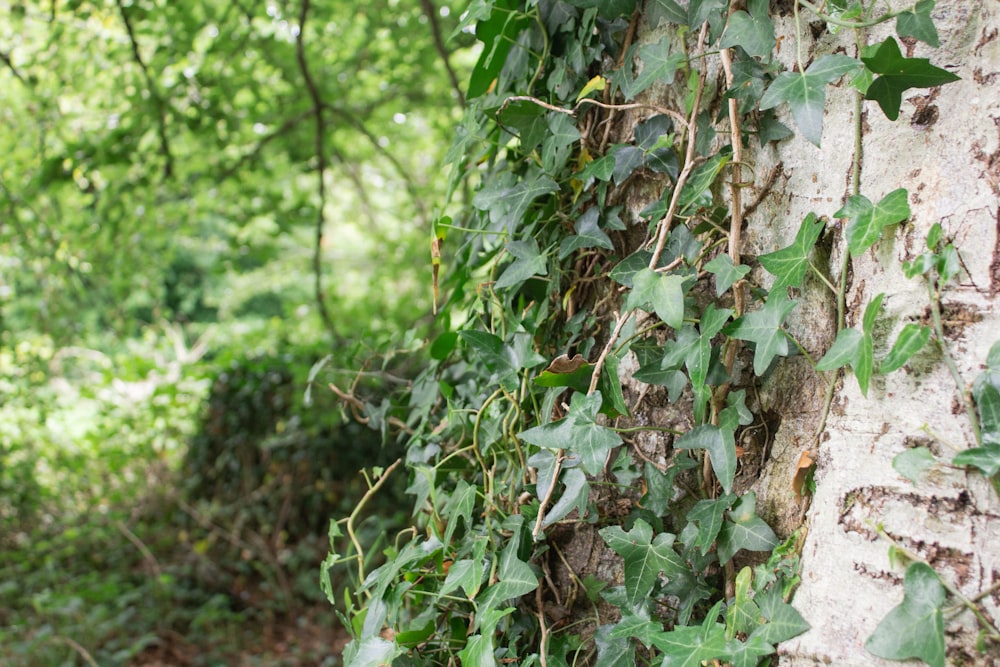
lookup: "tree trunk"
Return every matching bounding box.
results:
[576,2,1000,664]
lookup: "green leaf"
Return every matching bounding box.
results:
[617,36,686,100]
[477,542,539,611]
[758,212,825,292]
[467,0,531,99]
[497,99,548,151]
[893,447,937,485]
[542,468,590,527]
[952,443,1000,477]
[815,324,875,396]
[723,297,798,376]
[676,424,737,494]
[880,323,931,374]
[865,562,946,667]
[896,0,940,47]
[594,624,636,667]
[862,292,885,334]
[599,519,685,608]
[705,254,751,297]
[862,37,960,121]
[724,634,777,667]
[495,239,548,290]
[974,375,1000,444]
[650,617,729,666]
[687,494,737,556]
[627,268,688,329]
[559,207,614,258]
[717,492,778,564]
[542,112,582,174]
[835,188,911,257]
[719,0,775,58]
[472,168,559,233]
[725,567,760,638]
[518,391,623,476]
[342,636,400,667]
[752,585,810,644]
[578,151,616,182]
[759,55,862,146]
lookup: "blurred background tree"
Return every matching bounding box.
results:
[0,1,473,663]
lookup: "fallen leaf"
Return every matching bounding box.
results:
[792,449,816,497]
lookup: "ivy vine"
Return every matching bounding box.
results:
[322,2,997,666]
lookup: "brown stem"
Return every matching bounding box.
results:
[418,0,465,106]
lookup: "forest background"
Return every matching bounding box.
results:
[1,0,472,664]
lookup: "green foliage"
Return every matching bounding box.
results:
[317,2,976,666]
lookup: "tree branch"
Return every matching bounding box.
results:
[115,0,174,180]
[296,0,339,345]
[417,0,465,106]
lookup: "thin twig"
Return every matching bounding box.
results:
[649,22,710,270]
[345,459,403,589]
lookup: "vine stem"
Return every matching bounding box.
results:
[582,22,711,410]
[649,22,710,270]
[345,458,403,589]
[798,0,904,29]
[927,276,982,446]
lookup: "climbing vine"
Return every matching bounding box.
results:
[322,2,995,666]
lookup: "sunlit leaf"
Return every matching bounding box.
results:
[835,188,910,257]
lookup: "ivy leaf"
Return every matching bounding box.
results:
[973,358,1000,444]
[815,327,864,373]
[704,254,751,296]
[473,168,559,233]
[896,0,940,47]
[836,188,910,257]
[893,446,937,485]
[578,151,616,181]
[725,567,760,637]
[865,562,946,667]
[650,614,729,665]
[723,297,798,376]
[862,37,960,121]
[477,541,539,611]
[610,144,645,184]
[952,443,1000,477]
[717,492,778,564]
[751,585,810,644]
[628,268,688,330]
[518,391,622,476]
[467,0,530,99]
[815,294,883,395]
[759,212,825,293]
[594,624,636,667]
[495,239,548,290]
[541,468,590,527]
[879,323,931,374]
[497,99,548,151]
[617,36,686,100]
[342,636,400,667]
[759,55,862,146]
[676,424,737,494]
[724,634,776,667]
[559,207,614,258]
[686,494,737,555]
[719,0,775,58]
[599,519,685,608]
[542,112,582,174]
